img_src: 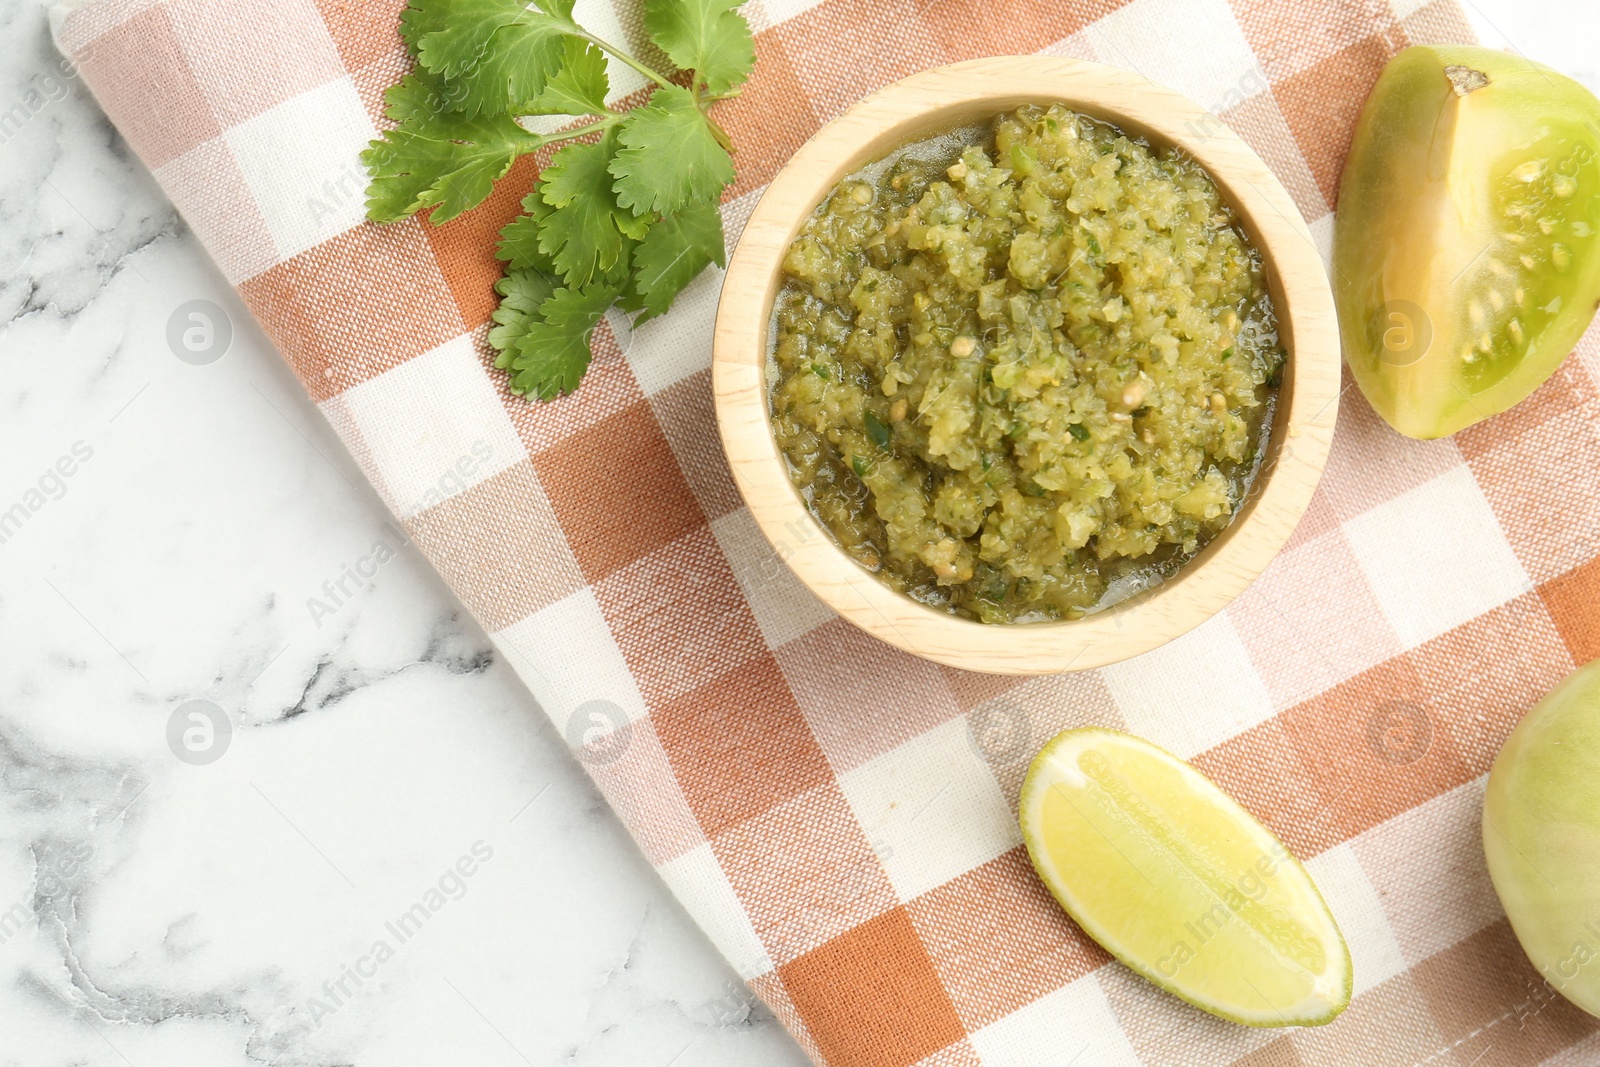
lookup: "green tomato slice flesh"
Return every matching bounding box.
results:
[1334,45,1600,438]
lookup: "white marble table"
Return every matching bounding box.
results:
[0,1,1591,1064]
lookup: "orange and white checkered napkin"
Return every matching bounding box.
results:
[55,0,1600,1062]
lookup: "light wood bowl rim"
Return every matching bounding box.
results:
[711,55,1340,676]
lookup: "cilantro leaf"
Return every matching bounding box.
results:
[541,282,622,325]
[362,130,516,222]
[493,279,620,399]
[488,268,560,353]
[523,37,611,116]
[396,0,449,52]
[629,200,726,322]
[454,26,571,116]
[377,70,463,133]
[362,76,538,222]
[501,321,592,399]
[401,0,577,117]
[496,190,559,273]
[538,130,640,287]
[402,0,527,76]
[644,0,755,96]
[611,85,734,216]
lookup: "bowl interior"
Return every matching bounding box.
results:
[712,56,1341,675]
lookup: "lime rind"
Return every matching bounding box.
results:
[1019,726,1352,1027]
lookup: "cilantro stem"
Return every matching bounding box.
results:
[704,112,735,154]
[576,31,676,91]
[527,115,617,140]
[515,114,621,154]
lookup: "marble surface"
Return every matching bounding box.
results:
[0,1,1593,1065]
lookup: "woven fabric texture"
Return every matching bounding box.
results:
[53,0,1600,1062]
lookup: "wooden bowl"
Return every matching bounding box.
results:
[712,55,1340,675]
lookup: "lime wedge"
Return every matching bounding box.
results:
[1019,727,1351,1027]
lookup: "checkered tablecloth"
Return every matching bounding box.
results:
[52,0,1600,1062]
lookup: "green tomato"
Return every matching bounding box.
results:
[1484,659,1600,1016]
[1334,46,1600,439]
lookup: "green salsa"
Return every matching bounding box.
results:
[769,104,1285,624]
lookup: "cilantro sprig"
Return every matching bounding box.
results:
[361,0,754,399]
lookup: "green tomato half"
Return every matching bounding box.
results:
[1484,659,1600,1016]
[1334,45,1600,439]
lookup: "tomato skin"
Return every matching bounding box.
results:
[1484,660,1600,1018]
[1334,46,1600,439]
